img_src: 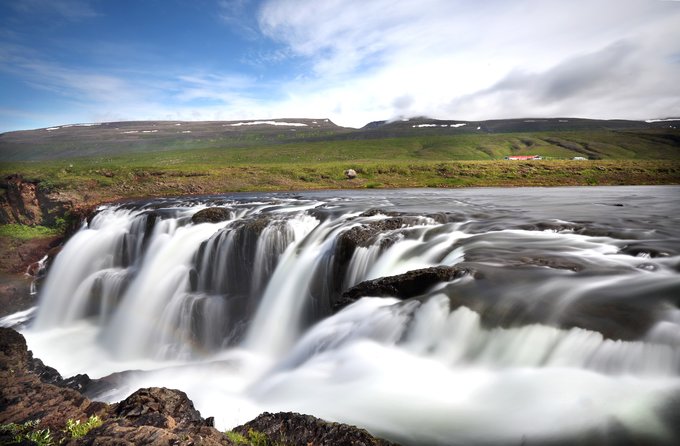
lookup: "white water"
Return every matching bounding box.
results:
[17,188,680,444]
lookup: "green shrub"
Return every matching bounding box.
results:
[224,428,274,446]
[225,430,249,444]
[25,428,54,446]
[247,429,270,446]
[64,415,102,439]
[1,420,53,445]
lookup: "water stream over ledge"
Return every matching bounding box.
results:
[12,186,680,445]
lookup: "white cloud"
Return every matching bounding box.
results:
[255,0,680,126]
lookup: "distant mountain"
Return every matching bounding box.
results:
[0,118,351,161]
[1,117,678,162]
[362,117,680,133]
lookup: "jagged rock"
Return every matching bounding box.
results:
[0,327,30,370]
[233,412,399,446]
[335,266,477,311]
[114,388,204,427]
[191,207,232,224]
[0,328,107,441]
[28,356,63,385]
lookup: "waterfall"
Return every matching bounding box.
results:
[19,187,680,445]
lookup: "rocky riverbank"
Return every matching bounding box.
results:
[0,327,398,445]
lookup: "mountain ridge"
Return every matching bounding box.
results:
[1,116,679,162]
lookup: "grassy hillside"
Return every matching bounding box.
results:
[1,118,679,211]
[1,118,679,162]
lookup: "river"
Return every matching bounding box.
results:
[7,186,680,445]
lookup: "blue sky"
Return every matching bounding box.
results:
[1,0,680,132]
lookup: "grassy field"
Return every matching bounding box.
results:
[1,126,679,208]
[2,156,678,203]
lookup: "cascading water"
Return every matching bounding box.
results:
[10,186,680,445]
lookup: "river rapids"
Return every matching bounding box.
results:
[7,186,680,445]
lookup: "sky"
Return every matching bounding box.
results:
[1,0,680,132]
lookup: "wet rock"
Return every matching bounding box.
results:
[336,266,477,311]
[232,411,399,446]
[619,244,670,258]
[359,208,401,217]
[230,215,270,234]
[137,210,160,249]
[517,221,583,232]
[519,256,584,272]
[191,207,232,224]
[334,215,422,265]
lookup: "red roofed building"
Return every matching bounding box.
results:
[504,155,542,160]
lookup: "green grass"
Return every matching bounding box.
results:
[0,224,60,240]
[0,129,678,205]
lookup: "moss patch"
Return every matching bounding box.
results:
[0,224,60,240]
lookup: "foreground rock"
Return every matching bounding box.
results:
[1,327,398,445]
[335,265,478,311]
[0,328,108,444]
[233,412,398,446]
[72,387,226,446]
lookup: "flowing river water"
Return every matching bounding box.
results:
[7,186,680,445]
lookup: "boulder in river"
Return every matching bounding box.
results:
[232,411,398,446]
[335,265,477,311]
[191,207,232,224]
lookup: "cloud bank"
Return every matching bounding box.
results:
[257,0,680,126]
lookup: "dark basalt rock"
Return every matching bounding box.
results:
[233,411,399,446]
[359,208,401,218]
[334,215,423,271]
[335,265,477,311]
[191,207,232,224]
[519,256,584,272]
[114,387,204,427]
[619,243,670,258]
[229,215,271,234]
